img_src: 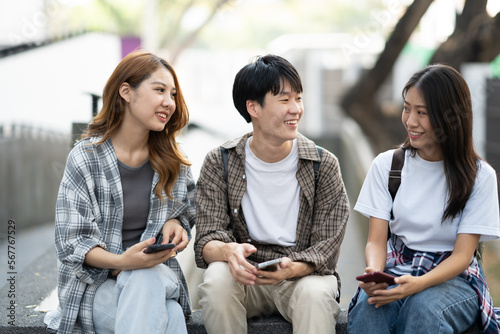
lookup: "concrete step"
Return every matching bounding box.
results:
[186,308,347,334]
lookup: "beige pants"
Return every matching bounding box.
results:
[198,262,340,334]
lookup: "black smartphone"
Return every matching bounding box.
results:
[255,258,282,271]
[143,243,175,254]
[356,271,396,285]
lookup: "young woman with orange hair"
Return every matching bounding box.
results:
[44,51,195,334]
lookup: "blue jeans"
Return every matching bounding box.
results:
[348,275,479,334]
[93,264,187,334]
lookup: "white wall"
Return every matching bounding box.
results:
[0,32,122,134]
[0,0,47,46]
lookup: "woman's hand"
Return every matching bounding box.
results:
[117,237,177,272]
[162,218,189,252]
[358,267,390,297]
[366,274,425,308]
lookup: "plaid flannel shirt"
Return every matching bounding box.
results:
[45,137,195,334]
[194,132,349,285]
[350,234,500,333]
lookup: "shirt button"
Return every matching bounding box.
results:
[233,209,238,213]
[247,239,251,242]
[242,174,246,179]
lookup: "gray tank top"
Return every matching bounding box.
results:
[118,159,154,249]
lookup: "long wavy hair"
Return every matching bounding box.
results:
[82,51,190,200]
[401,64,480,222]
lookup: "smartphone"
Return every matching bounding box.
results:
[255,258,282,271]
[143,243,175,254]
[356,271,396,285]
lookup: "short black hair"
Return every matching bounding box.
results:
[232,54,303,123]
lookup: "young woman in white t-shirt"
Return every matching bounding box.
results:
[348,64,500,333]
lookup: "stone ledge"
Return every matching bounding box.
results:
[0,247,57,334]
[186,309,347,334]
[185,309,481,334]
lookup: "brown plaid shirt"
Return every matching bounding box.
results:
[195,132,349,283]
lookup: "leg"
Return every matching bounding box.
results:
[348,287,401,334]
[93,278,117,334]
[115,264,187,334]
[275,275,340,334]
[198,262,248,334]
[396,275,478,334]
[165,299,187,333]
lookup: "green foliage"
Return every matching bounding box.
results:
[402,43,434,67]
[194,0,386,49]
[49,0,387,51]
[492,54,500,79]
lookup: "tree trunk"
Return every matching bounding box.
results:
[430,0,500,70]
[168,0,233,64]
[340,0,433,152]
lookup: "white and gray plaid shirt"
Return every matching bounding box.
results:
[45,137,195,334]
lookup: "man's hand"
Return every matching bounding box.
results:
[225,243,258,285]
[254,257,314,285]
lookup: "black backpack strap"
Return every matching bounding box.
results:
[313,146,323,190]
[220,147,233,230]
[388,147,405,220]
[221,146,229,184]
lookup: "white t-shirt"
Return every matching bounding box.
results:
[242,137,300,246]
[355,149,500,254]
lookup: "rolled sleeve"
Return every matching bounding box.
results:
[55,159,107,285]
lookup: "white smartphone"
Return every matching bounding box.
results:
[255,258,282,271]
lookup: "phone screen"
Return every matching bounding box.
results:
[256,258,281,271]
[143,243,175,254]
[356,271,396,285]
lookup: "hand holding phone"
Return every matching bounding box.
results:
[356,271,396,286]
[143,243,175,254]
[255,258,281,272]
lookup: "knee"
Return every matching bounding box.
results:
[132,264,176,280]
[292,276,338,305]
[119,265,178,293]
[198,262,242,306]
[166,299,184,318]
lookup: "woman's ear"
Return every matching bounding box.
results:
[119,82,132,103]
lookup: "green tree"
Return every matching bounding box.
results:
[53,0,235,63]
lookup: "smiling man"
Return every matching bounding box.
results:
[194,54,350,334]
